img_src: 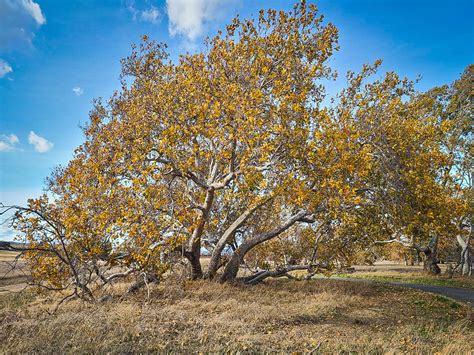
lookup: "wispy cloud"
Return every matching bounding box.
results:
[0,0,46,51]
[7,134,18,144]
[0,133,19,152]
[166,0,233,41]
[128,2,161,25]
[0,59,12,78]
[20,0,46,25]
[72,86,84,96]
[139,6,160,24]
[28,131,53,153]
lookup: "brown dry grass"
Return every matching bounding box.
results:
[0,278,472,353]
[0,251,20,261]
[0,255,28,294]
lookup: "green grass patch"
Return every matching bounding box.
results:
[335,273,474,289]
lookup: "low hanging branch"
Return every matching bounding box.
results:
[242,265,314,285]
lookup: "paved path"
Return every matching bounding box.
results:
[388,282,473,307]
[323,276,473,307]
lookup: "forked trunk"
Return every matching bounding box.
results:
[205,201,269,280]
[220,210,311,282]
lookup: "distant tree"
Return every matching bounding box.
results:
[361,65,472,275]
[438,65,473,275]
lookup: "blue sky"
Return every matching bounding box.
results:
[0,0,473,238]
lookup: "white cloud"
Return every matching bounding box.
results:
[0,0,46,51]
[166,0,229,41]
[128,2,161,25]
[0,59,13,78]
[6,134,19,144]
[28,131,53,153]
[139,6,160,24]
[72,86,84,96]
[0,141,12,152]
[20,0,46,25]
[0,133,19,152]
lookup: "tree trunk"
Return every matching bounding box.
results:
[457,234,472,276]
[423,250,441,275]
[187,250,203,279]
[461,251,471,276]
[220,240,254,282]
[415,251,421,266]
[417,233,440,275]
[420,243,440,275]
[205,234,233,280]
[205,204,263,280]
[185,188,214,280]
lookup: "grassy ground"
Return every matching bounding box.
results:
[336,270,474,289]
[0,278,472,353]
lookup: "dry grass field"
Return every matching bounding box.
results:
[0,251,28,294]
[1,252,473,353]
[0,277,473,353]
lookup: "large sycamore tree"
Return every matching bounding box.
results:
[1,2,471,298]
[76,1,368,282]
